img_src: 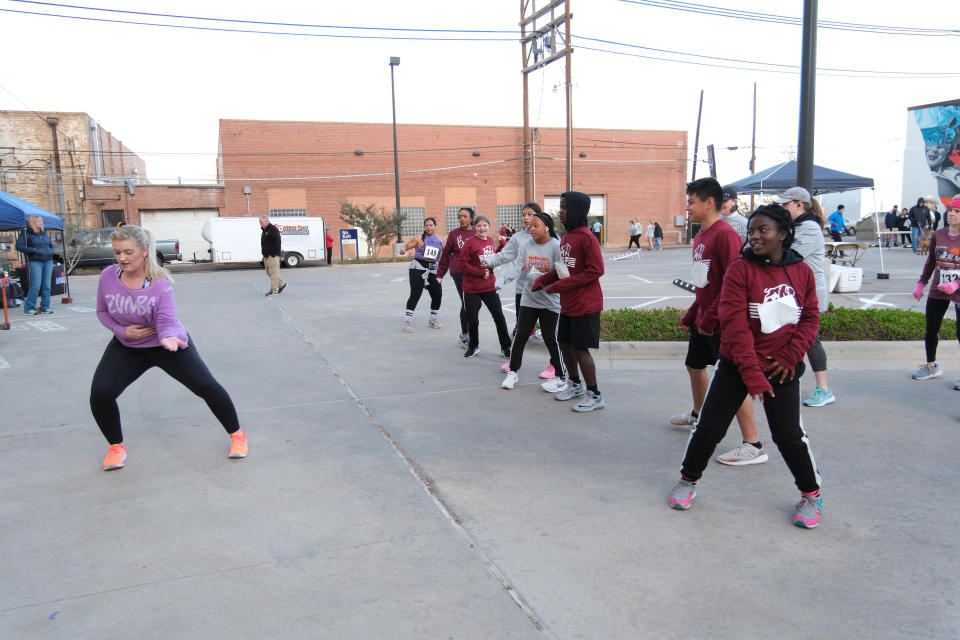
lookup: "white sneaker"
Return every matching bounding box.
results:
[402,319,413,333]
[572,391,605,412]
[501,371,519,389]
[531,329,543,343]
[540,376,568,393]
[669,412,697,428]
[427,317,442,329]
[716,442,769,466]
[555,381,586,401]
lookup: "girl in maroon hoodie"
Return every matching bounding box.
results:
[437,207,476,347]
[668,204,824,529]
[458,214,512,359]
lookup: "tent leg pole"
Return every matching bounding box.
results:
[60,233,72,303]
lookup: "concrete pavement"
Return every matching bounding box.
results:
[1,256,957,639]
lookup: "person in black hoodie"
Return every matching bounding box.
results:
[668,204,823,528]
[15,214,55,314]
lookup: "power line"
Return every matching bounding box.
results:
[617,0,960,37]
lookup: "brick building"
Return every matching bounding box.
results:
[218,119,688,254]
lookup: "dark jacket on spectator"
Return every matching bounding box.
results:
[261,223,282,257]
[16,229,55,263]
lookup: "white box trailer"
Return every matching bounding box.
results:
[201,217,325,267]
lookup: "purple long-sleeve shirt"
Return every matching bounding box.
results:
[96,266,188,348]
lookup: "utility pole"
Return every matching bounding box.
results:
[797,0,817,192]
[686,90,704,244]
[46,116,73,303]
[521,0,574,200]
[750,82,757,211]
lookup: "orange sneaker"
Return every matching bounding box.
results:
[229,429,248,458]
[102,443,127,471]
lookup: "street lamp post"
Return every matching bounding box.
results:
[389,56,402,244]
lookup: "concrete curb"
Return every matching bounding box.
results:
[596,340,958,362]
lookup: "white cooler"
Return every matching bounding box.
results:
[831,265,863,293]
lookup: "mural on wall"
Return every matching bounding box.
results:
[905,100,960,209]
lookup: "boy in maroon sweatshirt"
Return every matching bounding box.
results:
[532,191,605,412]
[671,178,764,468]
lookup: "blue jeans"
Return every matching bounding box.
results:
[26,260,53,311]
[911,227,922,254]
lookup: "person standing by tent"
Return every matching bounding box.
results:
[827,205,846,243]
[909,198,931,254]
[325,229,334,265]
[15,214,55,315]
[884,206,900,247]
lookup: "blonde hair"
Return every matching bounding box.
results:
[26,215,43,233]
[110,225,172,283]
[806,199,826,227]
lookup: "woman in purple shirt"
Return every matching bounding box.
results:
[90,225,247,471]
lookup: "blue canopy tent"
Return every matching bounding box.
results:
[0,190,64,231]
[0,190,71,302]
[725,160,874,195]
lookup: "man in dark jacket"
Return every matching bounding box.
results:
[884,207,900,247]
[908,198,930,254]
[259,215,286,296]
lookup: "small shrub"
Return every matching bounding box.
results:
[600,306,955,342]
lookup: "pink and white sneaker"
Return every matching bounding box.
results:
[501,360,511,372]
[539,364,555,379]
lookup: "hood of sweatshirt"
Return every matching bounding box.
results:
[794,211,821,227]
[741,246,805,267]
[562,191,591,230]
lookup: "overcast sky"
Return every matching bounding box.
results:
[1,0,956,210]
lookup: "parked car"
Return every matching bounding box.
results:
[60,227,181,271]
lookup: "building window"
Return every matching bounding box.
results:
[101,210,124,227]
[445,205,477,232]
[269,208,307,217]
[497,205,523,230]
[396,206,426,237]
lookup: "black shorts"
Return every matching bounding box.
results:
[557,312,601,350]
[684,325,721,369]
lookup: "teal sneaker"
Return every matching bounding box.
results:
[912,363,942,380]
[24,308,37,316]
[803,387,836,407]
[793,493,822,529]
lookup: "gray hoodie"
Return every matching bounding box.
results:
[514,237,562,311]
[792,213,828,312]
[483,227,532,293]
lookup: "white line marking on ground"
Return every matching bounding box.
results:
[631,296,672,309]
[65,305,94,312]
[27,320,66,332]
[0,354,10,369]
[858,294,896,309]
[628,275,652,283]
[390,277,406,283]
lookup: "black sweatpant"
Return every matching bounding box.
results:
[509,306,564,376]
[680,357,821,493]
[924,297,960,362]
[452,273,468,335]
[464,290,512,352]
[406,269,442,312]
[627,235,641,250]
[90,336,240,445]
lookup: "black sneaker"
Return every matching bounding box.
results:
[464,347,479,358]
[265,291,276,297]
[278,283,287,294]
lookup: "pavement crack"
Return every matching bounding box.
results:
[274,303,558,640]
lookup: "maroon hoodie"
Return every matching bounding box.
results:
[680,218,743,334]
[459,235,497,293]
[532,226,604,316]
[717,249,819,395]
[436,227,475,279]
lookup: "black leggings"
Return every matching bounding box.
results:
[509,306,564,375]
[453,273,468,335]
[464,291,512,351]
[681,357,820,493]
[90,337,240,445]
[627,235,641,250]
[406,268,441,312]
[925,297,960,362]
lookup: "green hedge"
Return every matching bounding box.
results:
[600,305,956,342]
